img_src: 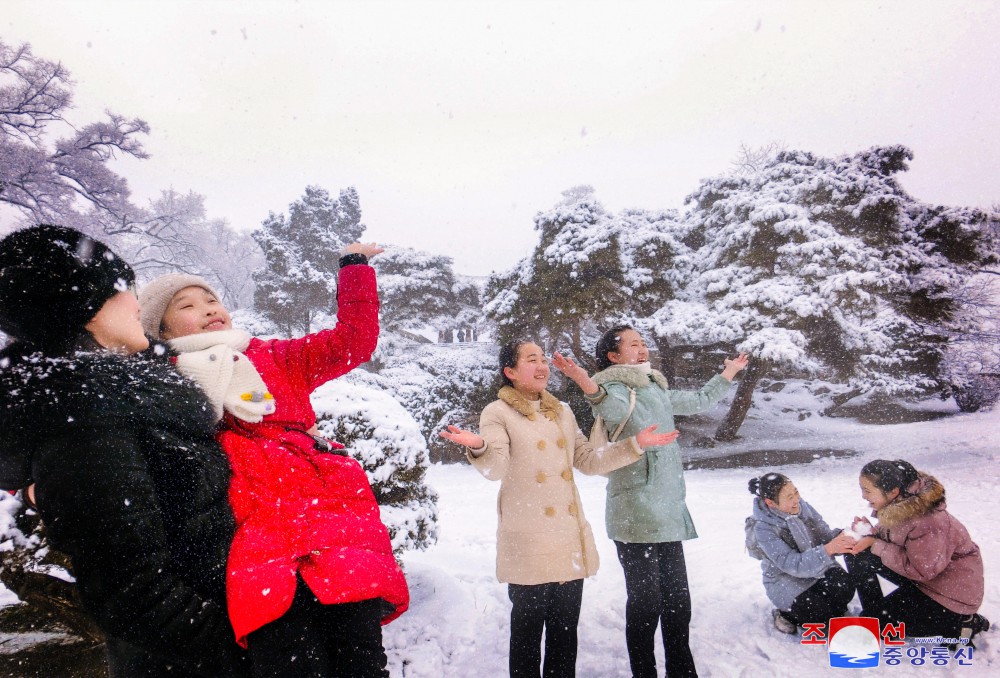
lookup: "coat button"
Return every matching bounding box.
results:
[544,506,556,517]
[568,503,579,517]
[561,469,573,481]
[536,471,546,483]
[537,440,547,450]
[557,437,567,449]
[208,354,217,361]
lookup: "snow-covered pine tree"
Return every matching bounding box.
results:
[941,206,1000,411]
[613,207,693,381]
[485,186,630,367]
[370,244,484,343]
[665,145,994,438]
[369,342,499,462]
[253,186,365,335]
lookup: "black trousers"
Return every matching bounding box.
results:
[106,637,232,678]
[615,541,697,678]
[507,579,584,678]
[246,579,389,678]
[845,550,966,638]
[785,564,855,626]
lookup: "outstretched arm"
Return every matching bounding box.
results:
[552,352,600,395]
[269,252,380,392]
[439,425,484,450]
[342,242,385,259]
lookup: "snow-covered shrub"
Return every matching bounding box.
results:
[312,378,438,552]
[953,374,1000,413]
[372,340,499,463]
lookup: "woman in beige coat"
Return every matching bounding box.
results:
[440,339,676,678]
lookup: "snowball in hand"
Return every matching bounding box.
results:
[844,518,873,540]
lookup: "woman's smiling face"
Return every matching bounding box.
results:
[160,286,232,340]
[860,475,897,511]
[502,342,550,397]
[770,482,801,515]
[608,329,649,365]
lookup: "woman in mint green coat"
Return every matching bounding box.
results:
[554,326,747,678]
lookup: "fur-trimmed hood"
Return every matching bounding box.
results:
[875,472,945,529]
[593,364,669,390]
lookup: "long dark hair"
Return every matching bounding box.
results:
[595,325,634,371]
[499,339,533,387]
[748,472,790,502]
[860,459,920,497]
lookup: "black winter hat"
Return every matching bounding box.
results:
[0,224,135,348]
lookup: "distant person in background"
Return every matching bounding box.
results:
[555,325,747,678]
[440,339,678,678]
[0,225,246,677]
[847,459,989,643]
[139,242,408,678]
[747,473,855,634]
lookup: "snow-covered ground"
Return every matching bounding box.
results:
[1,387,994,675]
[383,400,998,677]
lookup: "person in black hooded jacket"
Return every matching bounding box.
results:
[0,225,246,677]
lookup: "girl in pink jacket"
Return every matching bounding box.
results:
[847,459,989,644]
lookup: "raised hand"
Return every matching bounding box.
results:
[552,352,599,395]
[721,352,750,381]
[438,424,484,449]
[634,425,679,448]
[342,242,385,259]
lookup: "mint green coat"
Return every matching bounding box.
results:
[589,366,732,543]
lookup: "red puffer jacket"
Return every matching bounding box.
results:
[219,263,409,646]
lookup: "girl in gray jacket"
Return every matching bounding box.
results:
[749,473,855,634]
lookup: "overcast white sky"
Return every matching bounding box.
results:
[5,1,999,275]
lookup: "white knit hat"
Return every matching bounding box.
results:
[139,273,220,339]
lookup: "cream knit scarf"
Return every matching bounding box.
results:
[167,329,274,422]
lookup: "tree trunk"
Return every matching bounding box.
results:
[652,334,676,385]
[714,358,765,441]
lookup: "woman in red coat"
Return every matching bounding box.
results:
[139,242,408,678]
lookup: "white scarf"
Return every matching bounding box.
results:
[622,361,653,376]
[167,329,274,422]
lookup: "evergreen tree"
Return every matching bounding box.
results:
[664,145,995,438]
[372,244,458,335]
[614,207,692,380]
[253,186,365,335]
[485,186,630,367]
